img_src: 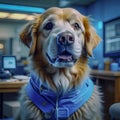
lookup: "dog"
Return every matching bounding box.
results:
[16,7,103,120]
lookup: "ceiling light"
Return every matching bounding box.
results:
[59,1,70,7]
[0,12,10,18]
[0,12,35,21]
[9,13,27,20]
[0,44,4,49]
[25,15,35,21]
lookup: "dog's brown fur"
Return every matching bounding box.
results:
[16,7,103,120]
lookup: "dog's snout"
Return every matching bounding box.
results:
[57,32,74,46]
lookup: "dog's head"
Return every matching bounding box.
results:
[20,7,100,68]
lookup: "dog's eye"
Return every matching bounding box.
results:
[73,23,81,30]
[44,22,54,30]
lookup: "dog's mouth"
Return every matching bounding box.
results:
[46,51,77,67]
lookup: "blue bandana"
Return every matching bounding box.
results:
[26,73,94,120]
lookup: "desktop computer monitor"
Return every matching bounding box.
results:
[2,56,17,70]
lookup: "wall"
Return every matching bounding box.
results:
[0,20,29,60]
[101,0,120,21]
[72,5,87,15]
[87,0,120,21]
[86,0,120,68]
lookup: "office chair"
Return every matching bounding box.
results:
[109,103,120,120]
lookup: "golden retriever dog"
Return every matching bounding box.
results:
[16,7,103,120]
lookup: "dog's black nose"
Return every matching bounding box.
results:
[57,32,74,46]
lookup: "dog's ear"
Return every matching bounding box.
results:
[20,21,38,56]
[83,17,100,57]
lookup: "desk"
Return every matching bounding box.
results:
[91,70,120,102]
[0,80,27,93]
[90,70,120,120]
[0,80,27,118]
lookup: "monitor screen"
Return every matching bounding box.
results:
[103,17,120,57]
[2,56,16,70]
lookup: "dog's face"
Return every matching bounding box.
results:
[20,7,100,68]
[41,8,85,68]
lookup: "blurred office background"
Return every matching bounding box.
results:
[0,0,120,120]
[0,0,120,66]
